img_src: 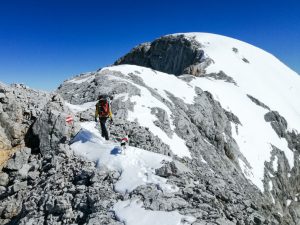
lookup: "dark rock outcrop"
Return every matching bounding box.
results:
[263,110,300,224]
[265,111,288,138]
[115,35,212,76]
[247,94,271,110]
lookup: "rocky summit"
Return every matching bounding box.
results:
[1,33,300,225]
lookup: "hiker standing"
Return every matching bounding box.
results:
[95,95,113,140]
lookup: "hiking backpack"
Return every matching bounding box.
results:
[98,97,110,117]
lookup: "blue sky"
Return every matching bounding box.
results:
[0,0,299,91]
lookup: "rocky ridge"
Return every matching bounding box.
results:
[1,33,300,225]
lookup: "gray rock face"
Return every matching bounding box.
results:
[6,147,31,171]
[0,83,49,151]
[265,111,288,138]
[263,109,300,224]
[115,34,212,76]
[202,71,238,86]
[0,90,120,224]
[0,144,122,225]
[247,94,271,110]
[32,94,80,156]
[155,161,178,178]
[0,172,9,186]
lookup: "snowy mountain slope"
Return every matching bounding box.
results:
[67,60,298,190]
[3,33,300,225]
[65,66,196,158]
[183,33,300,131]
[113,32,300,190]
[180,33,300,190]
[55,33,300,224]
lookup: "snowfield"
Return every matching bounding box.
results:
[70,122,178,194]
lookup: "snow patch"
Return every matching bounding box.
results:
[273,156,278,172]
[107,74,192,158]
[104,65,196,104]
[270,194,275,204]
[200,156,207,164]
[113,199,196,225]
[269,180,273,191]
[70,122,178,193]
[66,101,97,113]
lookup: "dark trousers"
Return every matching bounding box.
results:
[99,117,109,140]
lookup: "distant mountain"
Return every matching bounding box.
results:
[1,33,300,225]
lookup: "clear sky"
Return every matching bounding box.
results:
[0,0,299,91]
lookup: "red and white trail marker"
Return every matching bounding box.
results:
[66,115,74,124]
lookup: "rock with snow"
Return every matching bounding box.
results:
[57,64,281,224]
[2,32,300,225]
[265,111,288,138]
[155,161,178,178]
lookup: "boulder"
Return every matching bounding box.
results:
[5,147,31,171]
[0,172,9,186]
[32,94,80,156]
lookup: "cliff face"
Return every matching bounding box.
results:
[1,33,300,225]
[114,34,212,76]
[0,83,49,167]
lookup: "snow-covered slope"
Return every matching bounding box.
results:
[70,121,178,194]
[184,32,300,130]
[67,32,300,190]
[180,33,300,189]
[56,32,300,224]
[3,33,300,225]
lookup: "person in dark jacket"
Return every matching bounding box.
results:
[95,95,113,140]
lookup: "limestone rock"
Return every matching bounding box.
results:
[0,172,9,186]
[32,94,80,156]
[5,147,31,171]
[115,34,212,76]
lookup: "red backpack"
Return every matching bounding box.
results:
[98,98,110,117]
